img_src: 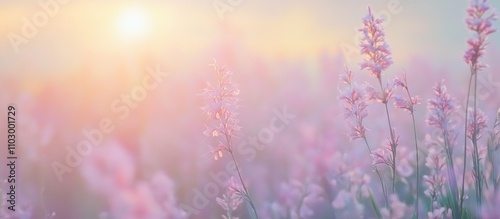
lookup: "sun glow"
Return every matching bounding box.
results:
[116,7,151,40]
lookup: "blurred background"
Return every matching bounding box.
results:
[0,0,499,218]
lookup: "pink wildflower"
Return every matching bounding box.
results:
[216,177,244,219]
[371,143,394,168]
[340,66,354,85]
[464,0,497,71]
[466,108,488,140]
[423,174,446,200]
[338,68,369,141]
[364,82,394,104]
[425,148,446,172]
[393,95,421,114]
[358,6,399,195]
[201,61,259,219]
[201,62,241,159]
[427,203,452,219]
[393,73,421,114]
[339,86,367,120]
[424,137,447,201]
[427,81,461,216]
[426,81,459,148]
[359,7,393,79]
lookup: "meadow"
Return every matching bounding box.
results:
[0,0,500,218]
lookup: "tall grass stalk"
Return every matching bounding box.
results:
[358,7,398,194]
[427,81,460,219]
[338,67,389,207]
[460,72,474,215]
[363,136,389,207]
[201,63,259,219]
[394,73,421,218]
[377,79,398,194]
[461,0,496,212]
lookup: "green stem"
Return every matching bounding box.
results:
[363,137,389,207]
[404,82,420,218]
[460,72,474,217]
[378,78,397,194]
[472,70,482,206]
[229,147,259,219]
[443,129,460,219]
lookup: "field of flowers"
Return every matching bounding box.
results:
[1,0,500,218]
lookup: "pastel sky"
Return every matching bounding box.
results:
[0,2,499,218]
[0,0,499,77]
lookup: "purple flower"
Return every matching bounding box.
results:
[359,7,393,79]
[464,0,497,71]
[423,145,447,201]
[393,73,421,114]
[423,174,446,198]
[427,204,452,219]
[340,66,354,85]
[426,81,462,215]
[338,68,369,141]
[216,177,244,218]
[364,82,394,104]
[371,142,394,168]
[425,147,446,172]
[393,75,407,89]
[466,108,488,140]
[393,95,421,114]
[347,121,368,142]
[201,62,241,159]
[426,81,458,137]
[339,87,366,119]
